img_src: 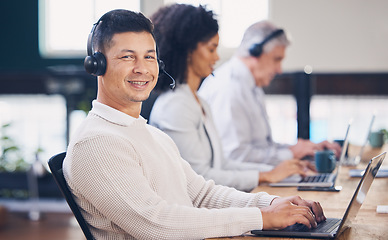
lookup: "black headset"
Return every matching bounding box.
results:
[84,21,106,76]
[84,20,175,89]
[249,29,284,57]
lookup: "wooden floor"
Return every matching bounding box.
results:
[0,212,85,240]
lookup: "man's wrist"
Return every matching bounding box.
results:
[259,171,271,183]
[270,197,280,205]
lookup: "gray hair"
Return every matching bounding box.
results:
[236,20,290,57]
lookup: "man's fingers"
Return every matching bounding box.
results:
[299,199,326,223]
[288,197,326,223]
[264,197,326,230]
[288,205,317,229]
[309,201,326,222]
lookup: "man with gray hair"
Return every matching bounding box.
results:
[199,20,340,167]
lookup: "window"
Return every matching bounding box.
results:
[39,0,140,58]
[310,96,388,145]
[265,95,388,147]
[265,95,298,144]
[166,0,269,48]
[39,0,268,58]
[0,95,67,170]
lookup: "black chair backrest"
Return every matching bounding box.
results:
[48,152,95,240]
[140,90,160,122]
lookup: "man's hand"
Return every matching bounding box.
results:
[260,196,326,230]
[290,139,342,159]
[317,140,342,158]
[289,139,318,159]
[258,159,314,183]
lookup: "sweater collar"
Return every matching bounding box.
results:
[89,100,147,126]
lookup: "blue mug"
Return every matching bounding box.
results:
[369,131,385,148]
[315,150,336,173]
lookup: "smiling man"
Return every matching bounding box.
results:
[199,20,341,167]
[63,10,325,239]
[97,30,158,116]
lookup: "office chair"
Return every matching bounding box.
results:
[140,90,160,122]
[48,152,95,240]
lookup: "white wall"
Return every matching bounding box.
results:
[144,0,388,73]
[269,0,388,73]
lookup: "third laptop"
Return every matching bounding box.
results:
[269,121,352,187]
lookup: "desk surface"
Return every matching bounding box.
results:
[210,148,388,240]
[0,147,386,240]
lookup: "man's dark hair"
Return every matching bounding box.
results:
[93,9,154,54]
[150,4,218,92]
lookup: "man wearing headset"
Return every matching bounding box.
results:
[199,21,341,167]
[63,10,325,239]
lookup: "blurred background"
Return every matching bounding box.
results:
[0,0,387,207]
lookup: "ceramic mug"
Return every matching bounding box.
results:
[315,150,336,173]
[369,131,385,148]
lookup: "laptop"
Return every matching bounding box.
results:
[343,114,375,166]
[269,121,352,188]
[251,151,386,239]
[349,167,388,178]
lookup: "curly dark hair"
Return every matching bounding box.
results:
[151,4,218,92]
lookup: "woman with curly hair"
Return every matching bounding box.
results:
[149,3,312,191]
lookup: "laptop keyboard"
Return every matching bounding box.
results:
[284,218,341,233]
[300,173,331,183]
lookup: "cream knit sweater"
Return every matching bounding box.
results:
[63,100,277,240]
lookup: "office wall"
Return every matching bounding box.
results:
[1,0,387,73]
[269,0,388,73]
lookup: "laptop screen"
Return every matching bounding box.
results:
[331,120,352,184]
[337,152,385,235]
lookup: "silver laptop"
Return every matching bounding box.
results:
[269,121,352,187]
[343,114,375,166]
[251,152,386,239]
[349,167,388,178]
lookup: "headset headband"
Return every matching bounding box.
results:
[260,29,284,47]
[249,29,284,57]
[86,21,100,56]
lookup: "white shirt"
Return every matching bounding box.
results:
[64,100,277,239]
[199,57,293,166]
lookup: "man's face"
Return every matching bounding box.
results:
[251,45,286,87]
[98,31,158,113]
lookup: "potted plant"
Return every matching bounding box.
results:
[0,123,62,199]
[0,123,30,199]
[381,129,387,142]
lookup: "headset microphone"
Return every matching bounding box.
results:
[158,59,176,89]
[164,70,176,89]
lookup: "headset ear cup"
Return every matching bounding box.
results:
[84,55,97,75]
[84,52,106,76]
[93,52,107,76]
[249,29,285,58]
[249,43,263,57]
